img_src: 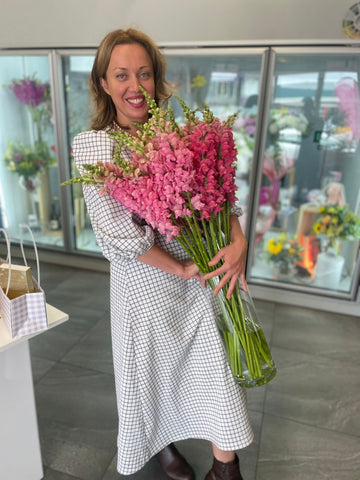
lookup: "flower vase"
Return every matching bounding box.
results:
[273,262,293,281]
[314,248,344,290]
[18,175,40,193]
[214,281,276,388]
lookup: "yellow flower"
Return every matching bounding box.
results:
[191,75,207,89]
[268,242,283,255]
[313,223,322,233]
[288,248,295,255]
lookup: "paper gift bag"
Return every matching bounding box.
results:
[0,263,35,299]
[0,225,48,338]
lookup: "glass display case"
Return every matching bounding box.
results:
[247,48,360,298]
[59,48,265,253]
[0,53,62,248]
[0,46,359,306]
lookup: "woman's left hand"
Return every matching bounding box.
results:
[203,216,248,298]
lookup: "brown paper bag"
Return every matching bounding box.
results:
[0,263,35,299]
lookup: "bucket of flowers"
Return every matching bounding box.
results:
[63,89,277,388]
[3,140,55,192]
[3,76,54,191]
[264,232,304,279]
[313,204,360,255]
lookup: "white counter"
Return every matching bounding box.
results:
[0,304,69,480]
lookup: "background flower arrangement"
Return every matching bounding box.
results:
[313,204,360,254]
[3,141,55,191]
[268,107,310,139]
[3,75,55,191]
[264,232,303,274]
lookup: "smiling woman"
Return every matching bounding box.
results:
[70,27,253,480]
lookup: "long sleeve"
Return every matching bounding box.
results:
[72,130,154,262]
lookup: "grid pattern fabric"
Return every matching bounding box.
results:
[72,128,254,475]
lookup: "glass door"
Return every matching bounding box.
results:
[59,48,267,253]
[60,52,98,253]
[0,53,63,247]
[164,48,267,237]
[248,48,360,297]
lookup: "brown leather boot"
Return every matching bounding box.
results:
[204,455,243,480]
[156,443,195,480]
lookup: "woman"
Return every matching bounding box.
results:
[72,28,253,480]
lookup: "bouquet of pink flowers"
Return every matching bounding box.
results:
[64,90,276,388]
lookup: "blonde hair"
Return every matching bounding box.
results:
[89,28,172,130]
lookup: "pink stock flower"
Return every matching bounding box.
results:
[68,94,239,241]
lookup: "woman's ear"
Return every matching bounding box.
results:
[100,77,110,95]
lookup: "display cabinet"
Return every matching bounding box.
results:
[0,53,63,248]
[247,48,360,300]
[0,46,359,309]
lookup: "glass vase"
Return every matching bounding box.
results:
[214,280,276,388]
[273,262,293,281]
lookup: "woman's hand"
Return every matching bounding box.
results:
[137,245,206,287]
[203,216,248,298]
[181,260,207,288]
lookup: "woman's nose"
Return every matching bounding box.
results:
[129,75,140,91]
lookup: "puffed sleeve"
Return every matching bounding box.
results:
[72,130,154,262]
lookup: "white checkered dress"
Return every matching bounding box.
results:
[73,128,254,475]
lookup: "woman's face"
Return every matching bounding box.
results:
[100,43,155,133]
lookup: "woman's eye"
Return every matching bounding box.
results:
[139,72,150,79]
[117,74,127,80]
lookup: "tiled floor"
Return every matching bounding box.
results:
[29,262,360,480]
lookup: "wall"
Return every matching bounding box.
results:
[0,0,358,49]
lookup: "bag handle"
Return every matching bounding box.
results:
[0,227,12,296]
[19,223,41,288]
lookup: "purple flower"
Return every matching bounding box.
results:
[10,78,50,107]
[245,125,256,136]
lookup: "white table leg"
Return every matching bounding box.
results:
[0,340,43,480]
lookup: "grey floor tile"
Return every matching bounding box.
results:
[35,362,118,452]
[238,409,262,480]
[102,454,168,480]
[253,299,276,334]
[29,320,87,362]
[257,414,360,480]
[42,438,113,480]
[272,303,360,364]
[47,271,110,312]
[29,303,106,363]
[31,354,56,384]
[247,383,268,413]
[40,264,79,292]
[57,304,108,331]
[103,440,212,480]
[62,317,114,375]
[264,346,360,437]
[42,466,83,480]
